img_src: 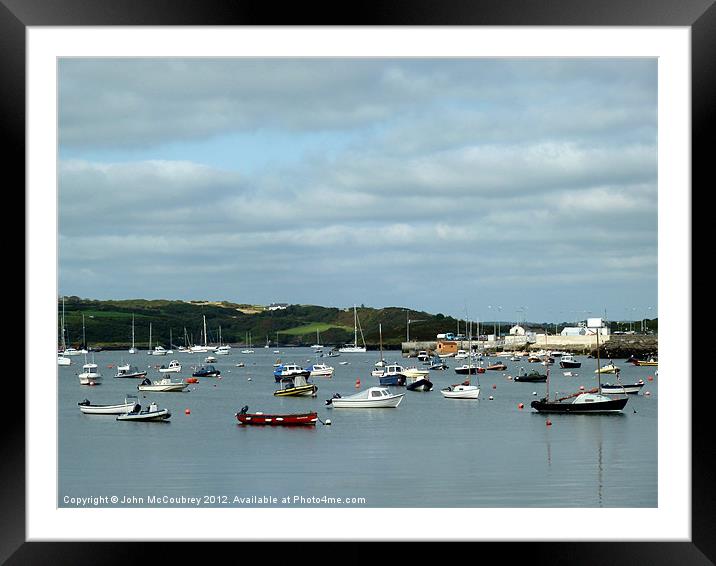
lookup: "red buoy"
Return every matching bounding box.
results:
[546,419,552,426]
[492,384,496,389]
[518,403,524,409]
[184,408,191,415]
[579,385,585,390]
[647,375,654,381]
[355,378,361,388]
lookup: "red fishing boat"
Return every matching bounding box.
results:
[235,405,318,426]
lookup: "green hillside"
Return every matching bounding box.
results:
[57,297,468,350]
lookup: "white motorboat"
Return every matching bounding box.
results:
[441,381,480,399]
[152,346,168,356]
[114,365,147,378]
[78,359,102,385]
[215,345,230,356]
[204,355,217,363]
[63,347,82,356]
[78,395,139,415]
[273,363,310,382]
[57,353,72,366]
[116,401,171,421]
[417,350,430,362]
[137,377,188,392]
[338,305,367,352]
[326,387,404,408]
[307,363,334,378]
[595,362,620,374]
[158,360,181,373]
[601,380,645,395]
[454,350,469,359]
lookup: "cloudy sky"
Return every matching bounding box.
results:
[58,58,657,323]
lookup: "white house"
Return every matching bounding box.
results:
[561,322,609,336]
[509,324,526,336]
[267,303,289,311]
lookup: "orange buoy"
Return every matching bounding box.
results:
[647,375,654,381]
[518,403,524,409]
[184,408,191,415]
[355,378,361,388]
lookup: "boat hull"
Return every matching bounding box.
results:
[114,371,147,379]
[559,361,581,368]
[406,379,433,392]
[137,383,188,392]
[79,402,138,415]
[530,397,628,413]
[117,409,171,421]
[454,366,485,375]
[378,374,406,386]
[601,383,645,394]
[441,386,480,399]
[273,384,318,397]
[274,371,310,383]
[329,395,404,408]
[236,412,318,426]
[514,375,547,382]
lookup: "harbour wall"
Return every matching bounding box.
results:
[402,334,657,358]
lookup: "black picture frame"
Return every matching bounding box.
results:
[8,1,706,563]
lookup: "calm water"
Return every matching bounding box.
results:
[58,349,657,507]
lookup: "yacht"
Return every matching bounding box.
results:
[78,359,102,385]
[338,305,367,352]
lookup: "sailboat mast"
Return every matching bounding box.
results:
[354,305,358,345]
[149,322,152,350]
[596,325,602,393]
[379,323,384,362]
[61,297,67,350]
[203,315,207,347]
[131,314,135,349]
[82,313,86,349]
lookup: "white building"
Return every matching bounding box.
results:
[560,322,609,336]
[509,324,526,336]
[267,303,289,311]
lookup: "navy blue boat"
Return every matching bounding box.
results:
[192,365,221,378]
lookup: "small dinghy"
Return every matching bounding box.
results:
[601,380,645,395]
[78,395,139,415]
[486,362,507,371]
[117,401,171,422]
[235,405,318,426]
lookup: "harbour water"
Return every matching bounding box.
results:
[59,349,657,507]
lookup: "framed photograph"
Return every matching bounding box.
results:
[12,0,706,563]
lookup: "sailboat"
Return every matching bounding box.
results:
[58,297,72,365]
[339,305,367,353]
[311,330,323,351]
[188,315,211,353]
[530,325,628,413]
[441,320,480,399]
[241,331,255,354]
[128,314,137,354]
[215,326,230,355]
[79,314,89,353]
[374,323,386,370]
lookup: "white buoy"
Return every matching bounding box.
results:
[248,377,252,381]
[532,391,537,395]
[325,419,332,425]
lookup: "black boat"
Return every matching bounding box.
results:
[601,381,645,395]
[530,328,627,413]
[406,378,433,392]
[558,354,581,368]
[192,364,221,377]
[514,369,547,382]
[530,390,629,413]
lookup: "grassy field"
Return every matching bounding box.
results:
[278,322,353,336]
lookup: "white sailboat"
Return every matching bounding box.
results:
[311,329,323,351]
[188,315,211,353]
[441,320,480,399]
[58,297,72,365]
[128,314,137,354]
[241,331,254,354]
[215,325,230,355]
[339,305,367,353]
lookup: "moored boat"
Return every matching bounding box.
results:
[514,368,547,382]
[441,380,480,399]
[273,374,318,397]
[114,365,148,379]
[117,401,171,421]
[158,360,181,373]
[486,362,507,371]
[326,387,404,408]
[559,354,581,368]
[193,365,220,378]
[78,359,102,385]
[406,377,433,392]
[307,363,334,378]
[138,377,188,392]
[236,405,318,426]
[601,380,645,395]
[273,363,310,382]
[78,395,139,415]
